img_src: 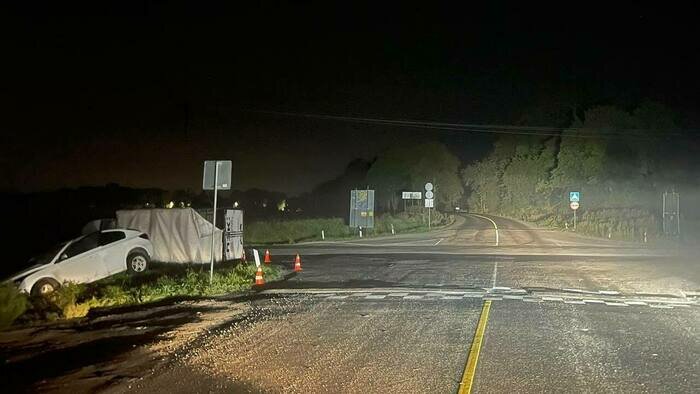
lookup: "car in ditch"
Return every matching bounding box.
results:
[6,229,154,296]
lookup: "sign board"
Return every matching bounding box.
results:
[425,198,434,208]
[425,190,434,199]
[425,182,434,191]
[349,189,375,228]
[402,191,422,200]
[569,191,580,202]
[203,160,232,190]
[224,210,243,260]
[252,249,261,267]
[570,201,580,210]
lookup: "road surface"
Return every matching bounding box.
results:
[1,213,698,393]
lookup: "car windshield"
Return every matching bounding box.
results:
[29,242,67,266]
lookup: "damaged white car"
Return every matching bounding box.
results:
[6,229,154,296]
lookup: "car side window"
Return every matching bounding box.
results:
[100,231,125,246]
[61,232,100,260]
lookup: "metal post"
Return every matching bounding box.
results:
[573,209,577,231]
[210,161,219,284]
[391,223,395,235]
[662,192,666,235]
[676,192,681,236]
[428,203,431,230]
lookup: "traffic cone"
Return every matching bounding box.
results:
[254,266,265,285]
[293,254,303,272]
[264,249,272,264]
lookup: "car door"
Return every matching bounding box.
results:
[53,232,108,284]
[99,231,128,275]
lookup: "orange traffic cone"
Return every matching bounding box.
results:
[254,266,265,285]
[264,249,272,264]
[293,254,303,272]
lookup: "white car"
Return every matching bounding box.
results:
[7,229,154,296]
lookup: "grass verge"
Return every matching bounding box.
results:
[245,210,454,244]
[10,261,280,326]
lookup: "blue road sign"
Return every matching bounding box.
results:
[569,192,580,202]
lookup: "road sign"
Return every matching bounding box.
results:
[425,198,434,208]
[425,182,433,191]
[425,190,434,199]
[570,201,580,210]
[203,160,232,190]
[569,191,580,202]
[402,191,422,199]
[349,189,375,228]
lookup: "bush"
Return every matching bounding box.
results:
[0,283,28,329]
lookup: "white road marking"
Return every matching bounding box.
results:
[604,301,628,307]
[434,238,444,246]
[583,299,606,304]
[491,261,498,289]
[542,296,564,302]
[564,300,586,305]
[625,301,648,306]
[365,295,387,299]
[403,295,424,300]
[468,213,499,246]
[327,295,349,300]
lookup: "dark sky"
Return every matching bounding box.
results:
[2,2,700,195]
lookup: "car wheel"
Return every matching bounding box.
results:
[127,251,149,273]
[31,278,60,297]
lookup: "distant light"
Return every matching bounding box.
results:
[455,207,461,211]
[166,201,175,209]
[277,199,287,212]
[233,201,239,208]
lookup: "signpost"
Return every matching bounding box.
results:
[425,182,434,229]
[569,191,580,231]
[203,160,232,283]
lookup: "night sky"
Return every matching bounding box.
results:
[3,2,700,195]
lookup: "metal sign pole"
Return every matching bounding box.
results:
[573,209,577,231]
[210,161,219,284]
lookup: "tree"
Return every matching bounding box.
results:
[367,142,464,211]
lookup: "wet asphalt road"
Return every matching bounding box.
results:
[121,214,699,393]
[4,214,698,393]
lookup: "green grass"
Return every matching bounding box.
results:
[0,283,28,329]
[245,211,454,244]
[11,262,281,326]
[503,206,658,242]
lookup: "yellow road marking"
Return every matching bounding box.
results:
[458,300,492,394]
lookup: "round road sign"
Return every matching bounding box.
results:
[425,190,434,199]
[425,182,433,191]
[570,201,580,210]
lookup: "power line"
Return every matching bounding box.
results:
[247,109,695,139]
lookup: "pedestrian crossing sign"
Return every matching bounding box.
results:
[569,192,580,202]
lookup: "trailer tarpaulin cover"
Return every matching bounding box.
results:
[116,208,223,263]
